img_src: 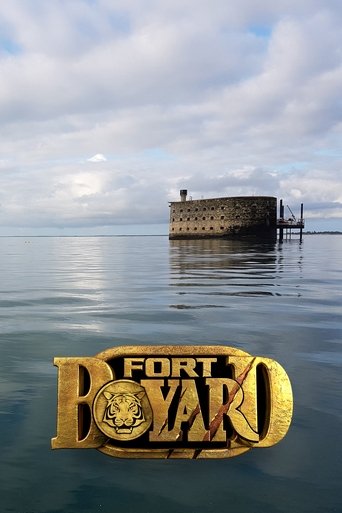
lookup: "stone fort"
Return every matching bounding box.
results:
[169,190,277,239]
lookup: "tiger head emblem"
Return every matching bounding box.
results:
[102,390,146,434]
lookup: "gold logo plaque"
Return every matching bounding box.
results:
[51,345,293,459]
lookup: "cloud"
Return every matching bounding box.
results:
[87,153,107,162]
[0,0,341,233]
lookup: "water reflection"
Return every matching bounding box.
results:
[168,238,301,306]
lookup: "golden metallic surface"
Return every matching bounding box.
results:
[93,379,153,440]
[52,345,293,459]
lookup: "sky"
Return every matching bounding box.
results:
[0,0,341,235]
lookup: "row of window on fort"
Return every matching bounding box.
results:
[170,226,227,232]
[172,214,231,221]
[171,205,227,213]
[170,204,245,224]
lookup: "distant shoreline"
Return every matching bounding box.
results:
[303,231,342,235]
[0,231,341,237]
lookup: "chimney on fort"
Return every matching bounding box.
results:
[180,189,187,202]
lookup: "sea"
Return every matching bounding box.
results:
[0,234,341,513]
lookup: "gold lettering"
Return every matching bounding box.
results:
[51,346,293,457]
[176,380,206,442]
[141,379,179,441]
[228,356,293,447]
[253,358,293,447]
[205,378,259,443]
[123,356,218,378]
[196,357,217,377]
[51,357,113,449]
[145,358,170,377]
[142,379,206,442]
[123,357,144,377]
[170,358,198,377]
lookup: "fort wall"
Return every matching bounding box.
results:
[169,195,277,239]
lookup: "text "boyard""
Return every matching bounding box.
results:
[51,345,293,459]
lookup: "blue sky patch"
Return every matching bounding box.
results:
[275,161,309,172]
[143,148,175,161]
[248,25,272,38]
[0,37,22,55]
[315,149,342,157]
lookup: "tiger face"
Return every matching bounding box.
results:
[103,391,145,434]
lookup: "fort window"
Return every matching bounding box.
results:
[203,207,207,211]
[202,227,205,230]
[210,227,214,230]
[195,216,198,220]
[187,208,191,212]
[172,228,175,231]
[180,218,183,221]
[179,227,182,231]
[195,207,198,211]
[187,217,190,221]
[220,226,224,230]
[194,227,197,231]
[186,227,190,231]
[172,218,175,222]
[180,209,183,212]
[221,206,225,210]
[210,216,214,220]
[202,216,206,220]
[221,215,224,220]
[211,207,215,210]
[235,215,240,220]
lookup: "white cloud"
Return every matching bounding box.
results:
[87,153,107,162]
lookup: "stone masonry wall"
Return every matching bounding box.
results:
[169,196,277,239]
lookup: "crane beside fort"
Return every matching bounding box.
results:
[169,190,304,241]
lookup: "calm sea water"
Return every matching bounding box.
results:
[0,235,341,513]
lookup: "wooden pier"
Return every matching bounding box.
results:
[277,200,304,242]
